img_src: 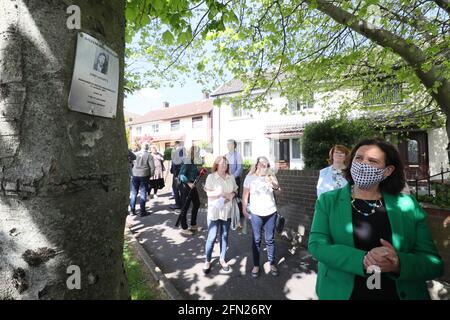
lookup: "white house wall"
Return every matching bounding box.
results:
[212,88,360,167]
[428,127,449,177]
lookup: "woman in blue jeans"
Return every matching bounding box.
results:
[242,156,281,278]
[203,156,238,274]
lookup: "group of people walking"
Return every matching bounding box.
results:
[166,139,281,278]
[128,137,444,300]
[128,143,165,217]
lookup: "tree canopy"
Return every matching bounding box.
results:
[125,0,450,161]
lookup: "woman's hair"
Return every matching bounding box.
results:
[327,144,351,165]
[212,156,230,174]
[249,156,274,176]
[343,138,405,195]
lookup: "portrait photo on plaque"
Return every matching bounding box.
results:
[93,50,109,75]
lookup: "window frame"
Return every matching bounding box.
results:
[231,104,252,118]
[291,138,302,160]
[135,126,142,135]
[362,83,403,106]
[288,93,315,112]
[170,119,180,131]
[151,123,159,133]
[192,116,203,128]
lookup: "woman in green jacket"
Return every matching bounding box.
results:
[308,138,443,300]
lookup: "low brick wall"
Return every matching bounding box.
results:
[422,206,450,282]
[197,169,449,282]
[273,170,319,245]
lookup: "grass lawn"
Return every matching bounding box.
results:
[123,240,169,300]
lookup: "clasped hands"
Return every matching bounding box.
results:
[363,239,400,274]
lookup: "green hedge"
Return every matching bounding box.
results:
[164,148,173,161]
[417,182,450,209]
[302,118,375,169]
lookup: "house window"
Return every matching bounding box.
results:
[291,138,302,159]
[236,141,252,158]
[362,83,402,106]
[243,141,252,158]
[151,124,159,133]
[135,126,142,135]
[407,139,419,164]
[171,120,180,131]
[231,104,252,118]
[192,116,203,128]
[288,93,314,112]
[288,100,301,113]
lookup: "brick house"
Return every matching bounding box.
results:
[127,98,213,153]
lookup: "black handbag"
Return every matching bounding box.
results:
[275,213,285,234]
[273,190,285,234]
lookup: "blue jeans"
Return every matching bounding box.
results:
[130,176,149,213]
[205,219,231,262]
[250,212,277,267]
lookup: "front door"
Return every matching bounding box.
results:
[274,139,290,170]
[396,132,429,180]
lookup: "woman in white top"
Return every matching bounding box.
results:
[203,156,238,274]
[242,156,281,278]
[316,144,350,197]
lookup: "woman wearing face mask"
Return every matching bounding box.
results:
[308,138,443,300]
[316,144,350,197]
[242,156,281,278]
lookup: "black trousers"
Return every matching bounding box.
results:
[235,176,243,216]
[180,183,200,230]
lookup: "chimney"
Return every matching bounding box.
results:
[202,91,210,99]
[163,101,169,108]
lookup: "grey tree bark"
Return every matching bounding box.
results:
[0,0,129,299]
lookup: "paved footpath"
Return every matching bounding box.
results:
[127,184,318,300]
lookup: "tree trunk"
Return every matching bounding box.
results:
[0,0,129,299]
[447,117,450,167]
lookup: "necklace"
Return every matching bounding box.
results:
[350,185,384,216]
[351,198,383,217]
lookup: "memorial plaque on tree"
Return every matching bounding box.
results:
[68,32,119,118]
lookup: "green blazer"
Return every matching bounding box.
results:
[308,184,444,300]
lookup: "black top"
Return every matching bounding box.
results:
[350,198,399,300]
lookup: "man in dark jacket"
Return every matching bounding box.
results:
[130,143,155,216]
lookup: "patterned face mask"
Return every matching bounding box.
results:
[350,161,388,189]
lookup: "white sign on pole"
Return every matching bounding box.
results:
[68,32,119,118]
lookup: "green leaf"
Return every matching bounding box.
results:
[196,62,205,72]
[162,30,174,45]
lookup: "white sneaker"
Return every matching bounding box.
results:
[180,229,194,236]
[154,194,158,199]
